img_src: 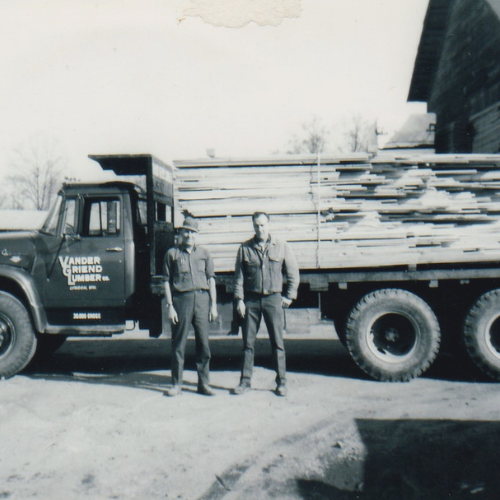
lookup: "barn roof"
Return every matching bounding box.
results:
[382,113,436,150]
[408,0,500,102]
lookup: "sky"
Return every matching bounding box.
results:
[0,0,429,183]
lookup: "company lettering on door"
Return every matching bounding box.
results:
[58,256,110,290]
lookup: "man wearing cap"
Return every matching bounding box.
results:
[232,212,300,397]
[163,216,218,397]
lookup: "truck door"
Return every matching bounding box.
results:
[44,195,129,324]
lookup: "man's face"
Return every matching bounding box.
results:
[179,228,197,248]
[253,214,269,243]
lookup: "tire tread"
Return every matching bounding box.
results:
[345,288,440,382]
[463,290,500,381]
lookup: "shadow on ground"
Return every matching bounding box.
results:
[200,419,500,500]
[24,335,486,388]
[23,336,358,388]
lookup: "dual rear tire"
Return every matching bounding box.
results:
[345,287,500,382]
[463,290,500,380]
[345,289,441,382]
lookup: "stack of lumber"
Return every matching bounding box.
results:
[172,154,500,273]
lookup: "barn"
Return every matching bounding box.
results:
[409,0,500,153]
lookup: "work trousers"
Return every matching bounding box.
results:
[171,290,211,388]
[240,292,286,386]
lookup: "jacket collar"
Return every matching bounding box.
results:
[252,234,274,248]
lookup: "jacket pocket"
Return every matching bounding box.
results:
[268,254,283,290]
[243,255,260,290]
[243,254,260,270]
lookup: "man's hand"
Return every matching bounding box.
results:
[168,306,179,325]
[236,299,246,318]
[209,305,219,322]
[282,297,292,309]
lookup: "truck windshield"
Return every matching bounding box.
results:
[40,195,63,235]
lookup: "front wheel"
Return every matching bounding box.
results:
[345,289,441,381]
[463,289,500,380]
[0,292,37,379]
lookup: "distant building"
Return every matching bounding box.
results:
[409,0,500,153]
[381,113,436,153]
[0,210,47,231]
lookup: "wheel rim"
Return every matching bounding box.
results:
[0,312,16,360]
[367,312,419,363]
[484,314,500,360]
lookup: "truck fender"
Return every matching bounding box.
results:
[0,265,47,333]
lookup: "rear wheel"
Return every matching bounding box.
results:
[346,289,441,381]
[0,292,37,379]
[463,290,500,380]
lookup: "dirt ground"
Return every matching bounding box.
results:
[1,328,500,500]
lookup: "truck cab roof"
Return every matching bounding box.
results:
[61,181,146,200]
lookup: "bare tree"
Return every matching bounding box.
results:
[339,114,377,153]
[285,114,378,155]
[287,116,330,154]
[6,135,67,210]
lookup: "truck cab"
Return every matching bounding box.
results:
[39,182,145,329]
[0,154,174,378]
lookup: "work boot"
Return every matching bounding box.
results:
[197,385,216,396]
[275,384,287,397]
[165,386,182,397]
[232,382,251,395]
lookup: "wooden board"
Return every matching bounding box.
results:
[172,154,500,273]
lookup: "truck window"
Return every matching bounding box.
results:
[156,202,172,223]
[40,195,63,236]
[137,200,148,226]
[62,198,77,235]
[83,198,121,237]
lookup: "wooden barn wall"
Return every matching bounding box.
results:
[427,0,500,153]
[471,102,500,153]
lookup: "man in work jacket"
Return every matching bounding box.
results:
[233,212,300,397]
[163,216,218,397]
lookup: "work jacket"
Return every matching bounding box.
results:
[233,235,299,301]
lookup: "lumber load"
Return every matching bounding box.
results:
[172,153,500,273]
